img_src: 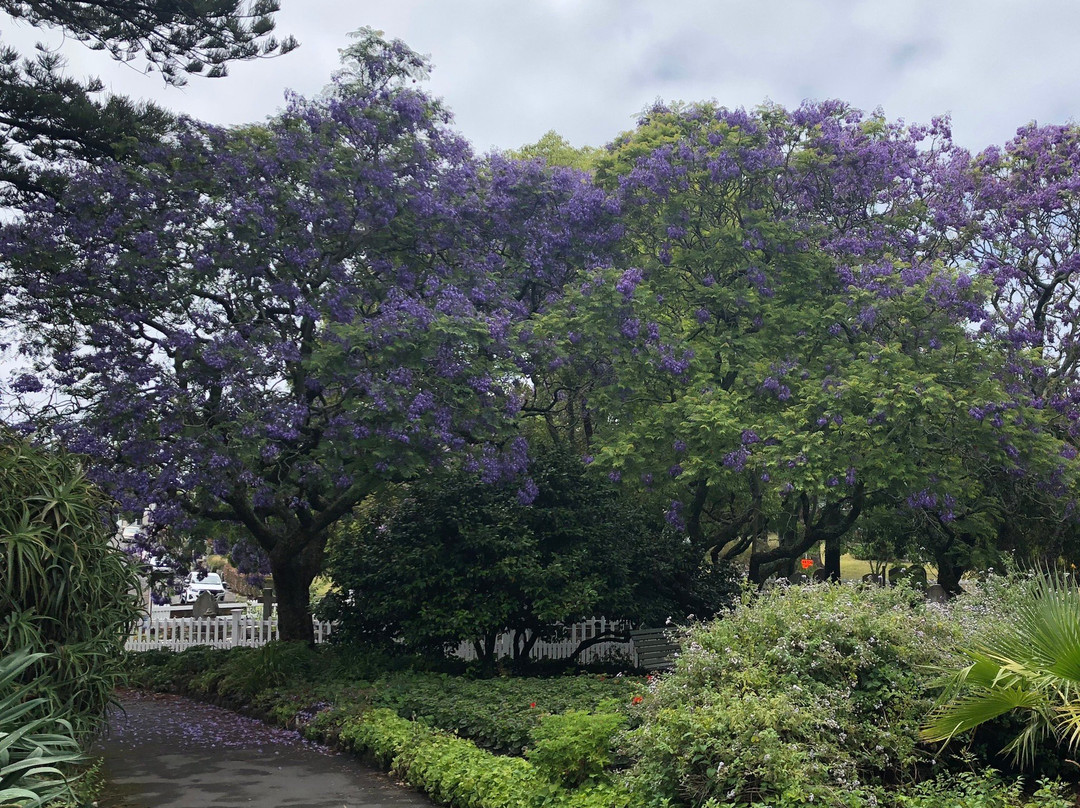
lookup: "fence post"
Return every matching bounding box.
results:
[232,610,241,648]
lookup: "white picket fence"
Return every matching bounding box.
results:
[453,617,633,665]
[126,613,333,652]
[126,613,630,664]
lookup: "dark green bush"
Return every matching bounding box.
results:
[322,448,739,669]
[215,642,320,700]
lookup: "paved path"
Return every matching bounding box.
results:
[93,690,432,808]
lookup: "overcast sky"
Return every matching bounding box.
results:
[4,0,1080,155]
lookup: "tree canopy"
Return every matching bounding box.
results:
[0,0,295,205]
[1,33,614,642]
[533,102,1079,588]
[7,29,1080,646]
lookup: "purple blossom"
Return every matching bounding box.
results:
[517,478,539,505]
[723,448,750,471]
[11,373,42,393]
[664,500,685,530]
[615,268,644,300]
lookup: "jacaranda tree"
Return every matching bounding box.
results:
[957,124,1080,566]
[1,31,616,643]
[541,102,1076,587]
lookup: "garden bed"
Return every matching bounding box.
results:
[123,581,1079,808]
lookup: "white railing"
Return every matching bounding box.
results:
[453,617,633,665]
[126,613,333,652]
[126,613,629,664]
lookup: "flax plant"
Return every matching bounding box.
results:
[0,648,83,808]
[0,434,140,738]
[922,571,1080,766]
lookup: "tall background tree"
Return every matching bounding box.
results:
[0,0,296,206]
[536,102,1078,587]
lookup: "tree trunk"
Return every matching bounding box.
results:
[271,557,319,645]
[750,485,864,586]
[824,534,841,582]
[478,632,498,676]
[933,550,967,596]
[513,629,539,667]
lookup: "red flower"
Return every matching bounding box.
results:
[800,558,814,570]
[631,695,644,705]
[529,702,536,708]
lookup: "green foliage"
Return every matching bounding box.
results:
[527,709,627,786]
[884,772,1073,808]
[0,648,82,808]
[622,583,964,806]
[542,101,1072,586]
[124,645,644,756]
[322,448,739,665]
[372,673,643,756]
[508,131,601,172]
[0,436,141,737]
[923,571,1080,767]
[215,642,320,700]
[338,708,632,808]
[123,631,1078,808]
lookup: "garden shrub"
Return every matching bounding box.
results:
[883,771,1073,808]
[622,583,965,806]
[527,708,627,786]
[215,641,320,700]
[120,638,1076,808]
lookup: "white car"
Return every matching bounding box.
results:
[181,571,227,603]
[144,553,177,573]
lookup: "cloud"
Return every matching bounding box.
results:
[1,0,1079,154]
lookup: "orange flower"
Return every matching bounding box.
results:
[800,558,814,570]
[631,695,644,705]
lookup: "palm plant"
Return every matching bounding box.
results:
[921,570,1080,766]
[0,648,82,808]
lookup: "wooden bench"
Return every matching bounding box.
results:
[630,627,680,671]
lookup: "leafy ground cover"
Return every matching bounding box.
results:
[122,579,1079,808]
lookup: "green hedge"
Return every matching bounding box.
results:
[338,709,631,808]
